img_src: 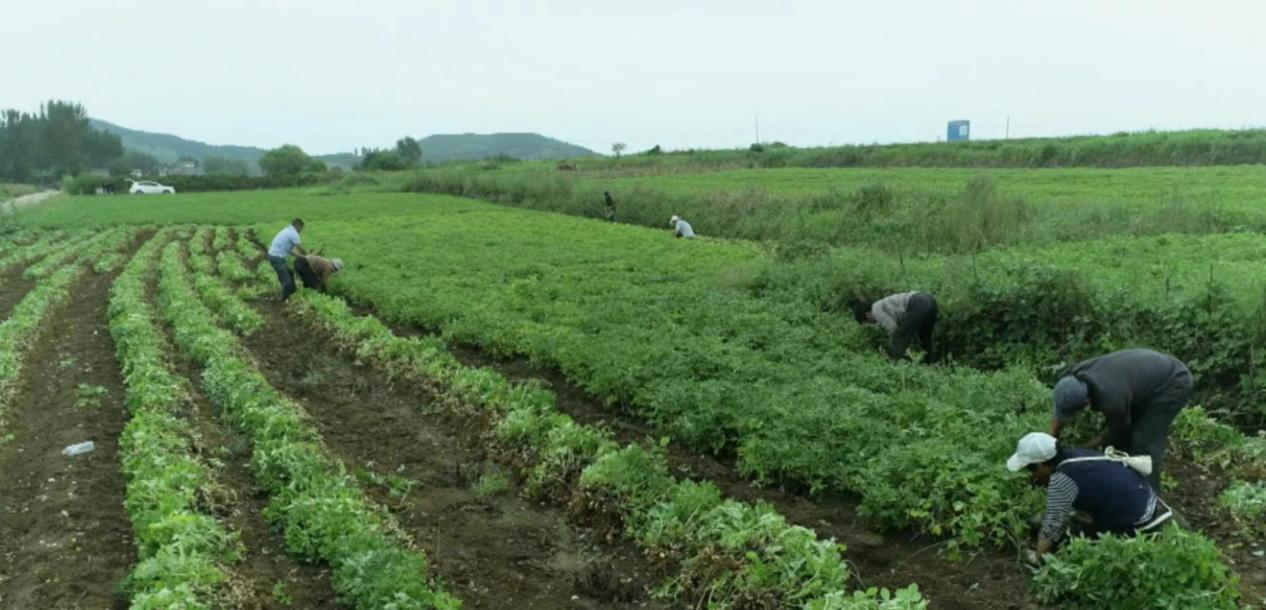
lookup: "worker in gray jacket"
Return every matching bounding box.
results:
[1049,348,1192,490]
[849,292,938,363]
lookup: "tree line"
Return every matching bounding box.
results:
[0,100,123,182]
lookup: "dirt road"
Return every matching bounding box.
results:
[3,190,60,213]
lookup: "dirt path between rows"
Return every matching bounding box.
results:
[242,299,671,610]
[342,308,1040,610]
[151,265,341,610]
[0,264,34,321]
[0,267,136,610]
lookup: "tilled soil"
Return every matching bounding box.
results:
[157,298,341,608]
[0,265,34,322]
[243,299,670,610]
[0,269,136,610]
[349,303,1038,610]
[440,344,1042,610]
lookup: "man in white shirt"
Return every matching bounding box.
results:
[669,215,696,239]
[849,291,939,363]
[267,218,307,301]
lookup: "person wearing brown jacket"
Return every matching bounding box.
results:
[293,254,345,293]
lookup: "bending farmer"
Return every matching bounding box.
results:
[1050,348,1192,490]
[294,254,345,293]
[1007,432,1173,564]
[267,218,306,301]
[849,292,938,363]
[669,215,695,239]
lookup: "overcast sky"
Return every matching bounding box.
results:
[4,0,1265,155]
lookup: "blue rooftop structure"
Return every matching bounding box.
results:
[947,120,970,142]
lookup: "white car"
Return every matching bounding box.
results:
[130,180,176,195]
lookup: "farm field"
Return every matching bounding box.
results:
[3,173,1265,609]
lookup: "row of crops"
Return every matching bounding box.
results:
[0,224,922,608]
[2,183,1262,607]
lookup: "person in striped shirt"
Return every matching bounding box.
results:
[1007,432,1173,564]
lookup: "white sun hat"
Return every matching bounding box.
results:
[331,258,345,273]
[1006,432,1057,471]
[670,215,680,227]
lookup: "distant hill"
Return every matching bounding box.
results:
[88,119,595,168]
[416,133,596,162]
[89,118,267,165]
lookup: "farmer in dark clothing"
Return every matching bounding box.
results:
[1049,348,1192,490]
[849,292,939,363]
[294,254,344,293]
[1007,432,1174,564]
[604,191,616,222]
[267,218,306,301]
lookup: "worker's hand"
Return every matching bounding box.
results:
[1024,549,1044,567]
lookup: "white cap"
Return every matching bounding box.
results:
[1006,432,1057,471]
[670,215,680,226]
[331,258,345,272]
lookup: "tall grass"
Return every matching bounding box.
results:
[402,170,1242,254]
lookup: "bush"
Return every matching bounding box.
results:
[61,174,128,195]
[1032,529,1240,610]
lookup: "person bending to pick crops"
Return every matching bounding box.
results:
[267,218,306,301]
[669,215,695,239]
[294,254,344,293]
[1049,348,1191,491]
[849,292,938,363]
[604,191,616,222]
[1007,432,1174,564]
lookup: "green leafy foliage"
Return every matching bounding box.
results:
[107,229,239,607]
[1032,529,1240,610]
[288,292,925,609]
[0,263,81,423]
[187,227,262,334]
[155,242,459,610]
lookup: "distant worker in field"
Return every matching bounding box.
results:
[669,215,695,239]
[1007,432,1173,564]
[267,218,306,301]
[604,191,616,222]
[294,254,345,293]
[1048,348,1192,491]
[849,292,939,363]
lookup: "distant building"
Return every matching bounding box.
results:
[947,120,970,142]
[159,160,203,177]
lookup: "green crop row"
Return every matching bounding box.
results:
[188,226,215,274]
[23,228,118,279]
[301,207,1050,549]
[0,263,81,426]
[107,229,241,608]
[215,237,256,283]
[288,291,926,610]
[234,230,259,261]
[0,229,66,272]
[1032,529,1240,609]
[93,227,143,274]
[211,226,233,253]
[185,238,262,335]
[155,242,460,610]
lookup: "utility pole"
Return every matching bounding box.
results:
[755,114,760,144]
[1005,115,1010,140]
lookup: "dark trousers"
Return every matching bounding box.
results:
[889,292,938,363]
[1130,367,1193,490]
[293,256,321,291]
[268,256,296,301]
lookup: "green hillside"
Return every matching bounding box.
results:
[89,118,267,164]
[417,132,596,161]
[89,119,596,167]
